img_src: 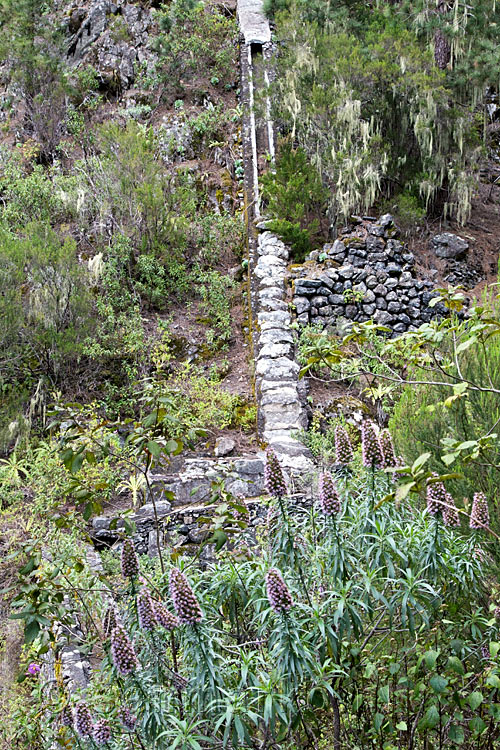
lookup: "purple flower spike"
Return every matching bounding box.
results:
[334,425,353,465]
[443,492,460,527]
[494,606,500,620]
[137,590,157,631]
[154,601,179,631]
[266,568,293,613]
[470,492,490,530]
[120,706,137,732]
[379,429,396,468]
[169,568,203,624]
[110,626,139,676]
[103,604,120,638]
[60,706,73,727]
[318,472,341,516]
[93,719,112,745]
[74,702,93,738]
[426,474,446,517]
[361,421,383,469]
[264,449,287,498]
[121,538,139,579]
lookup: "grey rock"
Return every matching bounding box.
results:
[375,298,387,310]
[297,312,309,326]
[363,303,376,316]
[329,294,345,305]
[297,278,322,289]
[337,266,355,279]
[363,289,376,303]
[214,437,236,457]
[374,310,393,325]
[431,233,468,259]
[386,263,402,276]
[311,295,328,308]
[345,305,357,320]
[318,273,334,290]
[294,296,310,315]
[374,284,387,297]
[388,301,401,313]
[380,213,394,227]
[366,235,385,252]
[366,275,378,289]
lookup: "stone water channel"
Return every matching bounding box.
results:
[238,0,312,472]
[49,0,314,698]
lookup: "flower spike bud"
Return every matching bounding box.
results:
[361,421,383,468]
[443,492,460,527]
[137,590,157,631]
[334,425,353,464]
[470,492,490,529]
[266,568,293,613]
[60,705,73,727]
[426,473,446,517]
[119,707,137,732]
[103,604,120,638]
[93,719,112,745]
[110,626,139,676]
[318,472,341,516]
[74,702,93,738]
[169,568,203,624]
[154,601,179,631]
[120,538,139,579]
[264,448,287,498]
[379,428,396,468]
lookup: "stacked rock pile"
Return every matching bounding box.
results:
[291,214,444,333]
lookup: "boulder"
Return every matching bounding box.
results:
[214,437,236,457]
[431,233,469,259]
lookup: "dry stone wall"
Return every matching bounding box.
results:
[291,215,446,333]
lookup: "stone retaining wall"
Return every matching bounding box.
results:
[291,215,445,333]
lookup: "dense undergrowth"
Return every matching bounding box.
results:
[1,0,500,748]
[4,440,500,749]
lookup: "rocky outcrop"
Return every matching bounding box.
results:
[291,215,446,333]
[66,0,154,89]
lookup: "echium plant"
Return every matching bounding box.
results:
[470,492,490,530]
[169,567,203,624]
[426,473,447,517]
[137,589,157,631]
[361,421,383,469]
[443,492,460,528]
[93,718,112,746]
[110,625,139,676]
[266,568,293,613]
[379,428,396,468]
[264,448,287,498]
[120,538,139,580]
[318,471,341,516]
[334,424,353,464]
[74,701,93,739]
